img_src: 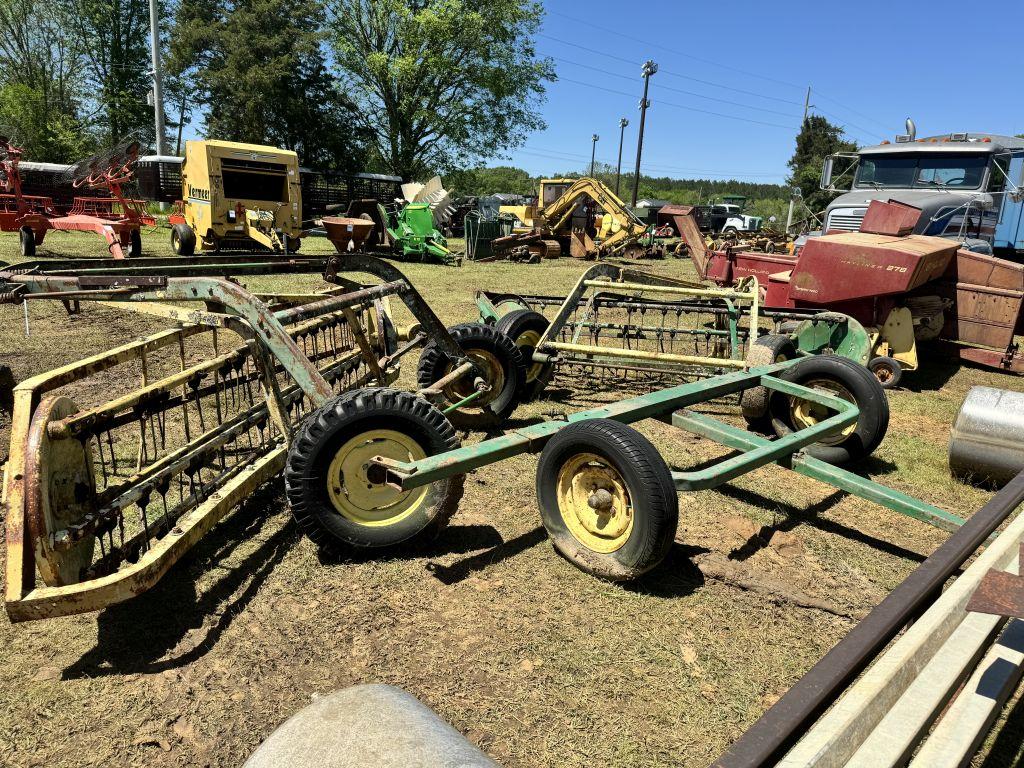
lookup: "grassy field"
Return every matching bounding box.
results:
[0,226,1022,767]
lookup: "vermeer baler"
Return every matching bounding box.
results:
[678,200,1024,386]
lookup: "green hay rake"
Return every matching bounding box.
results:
[0,254,968,621]
[475,263,873,404]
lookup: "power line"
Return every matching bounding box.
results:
[556,75,797,130]
[539,34,803,106]
[546,9,806,92]
[516,147,787,180]
[811,105,886,142]
[551,56,799,119]
[814,91,895,132]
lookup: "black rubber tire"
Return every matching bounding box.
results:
[128,229,143,258]
[722,227,739,238]
[284,387,464,554]
[286,236,302,253]
[741,334,797,432]
[171,223,196,256]
[869,355,903,390]
[536,419,678,581]
[768,355,889,465]
[417,322,526,429]
[19,228,35,257]
[495,309,554,402]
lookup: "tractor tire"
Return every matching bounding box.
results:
[19,228,35,257]
[536,419,678,581]
[495,309,554,402]
[768,355,889,465]
[741,334,797,432]
[284,388,464,555]
[171,223,196,256]
[128,229,143,258]
[417,322,526,430]
[869,356,903,390]
[286,236,302,253]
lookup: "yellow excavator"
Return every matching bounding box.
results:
[496,177,653,259]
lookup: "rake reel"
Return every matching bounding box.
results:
[0,254,526,621]
[475,263,873,400]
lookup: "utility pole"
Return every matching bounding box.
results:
[614,117,629,197]
[148,0,168,156]
[631,60,657,208]
[785,85,813,233]
[589,133,600,177]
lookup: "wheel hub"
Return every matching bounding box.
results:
[444,348,504,408]
[789,378,857,445]
[326,429,428,526]
[515,329,544,383]
[556,453,632,553]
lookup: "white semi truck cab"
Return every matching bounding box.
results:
[821,130,1024,257]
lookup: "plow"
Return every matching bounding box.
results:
[0,251,977,622]
[0,136,154,259]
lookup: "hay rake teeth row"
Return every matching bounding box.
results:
[0,254,522,621]
[475,263,873,398]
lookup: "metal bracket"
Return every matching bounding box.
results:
[966,543,1024,618]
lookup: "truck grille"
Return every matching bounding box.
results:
[826,208,866,232]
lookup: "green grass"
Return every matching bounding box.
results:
[0,225,1021,768]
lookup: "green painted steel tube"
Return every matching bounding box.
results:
[671,410,966,532]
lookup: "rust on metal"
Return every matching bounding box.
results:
[966,544,1024,618]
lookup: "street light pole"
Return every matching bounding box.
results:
[615,117,629,197]
[631,60,657,208]
[147,0,167,156]
[589,133,599,177]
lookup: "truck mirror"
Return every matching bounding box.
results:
[820,153,857,193]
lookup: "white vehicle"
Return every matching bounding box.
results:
[715,203,763,236]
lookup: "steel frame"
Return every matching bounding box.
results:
[372,360,965,533]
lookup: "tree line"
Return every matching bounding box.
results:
[0,0,553,176]
[0,0,857,224]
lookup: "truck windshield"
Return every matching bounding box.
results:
[855,154,987,190]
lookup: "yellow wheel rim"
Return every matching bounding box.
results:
[515,328,544,383]
[444,348,504,409]
[556,452,633,553]
[326,429,429,526]
[788,378,857,445]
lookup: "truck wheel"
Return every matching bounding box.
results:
[769,355,889,465]
[741,334,797,432]
[868,356,902,390]
[171,223,196,256]
[536,419,678,581]
[284,388,464,554]
[19,227,35,257]
[495,309,554,402]
[722,226,739,238]
[417,323,526,429]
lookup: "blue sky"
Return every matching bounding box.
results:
[508,0,1024,183]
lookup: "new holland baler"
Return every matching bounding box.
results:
[674,200,1024,386]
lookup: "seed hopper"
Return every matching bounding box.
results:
[0,253,530,621]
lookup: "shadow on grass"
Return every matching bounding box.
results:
[626,543,709,598]
[426,526,548,585]
[64,483,297,679]
[717,485,929,564]
[900,342,962,392]
[316,523,505,566]
[978,684,1024,768]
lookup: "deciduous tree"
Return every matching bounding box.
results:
[328,0,554,180]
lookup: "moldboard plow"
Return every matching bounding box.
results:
[0,254,528,621]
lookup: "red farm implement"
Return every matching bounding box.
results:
[0,136,154,259]
[671,200,1024,386]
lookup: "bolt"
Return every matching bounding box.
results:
[587,488,614,513]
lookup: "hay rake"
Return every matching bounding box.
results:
[475,263,873,400]
[0,254,527,621]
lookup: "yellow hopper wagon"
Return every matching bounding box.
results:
[170,140,303,255]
